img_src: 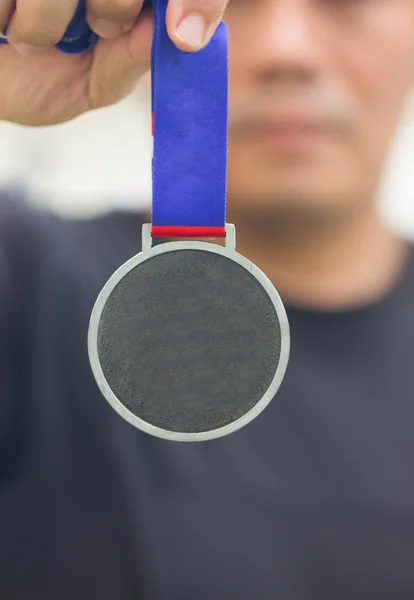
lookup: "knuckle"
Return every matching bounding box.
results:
[195,0,224,22]
[205,4,224,21]
[0,2,13,29]
[14,18,63,45]
[113,0,139,13]
[10,0,74,45]
[90,0,139,22]
[90,0,140,21]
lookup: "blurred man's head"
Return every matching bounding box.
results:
[225,0,414,222]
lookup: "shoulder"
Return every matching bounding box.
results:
[0,190,146,291]
[0,190,146,358]
[0,190,146,476]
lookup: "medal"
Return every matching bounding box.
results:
[88,0,290,441]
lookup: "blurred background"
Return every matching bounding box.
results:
[1,79,414,238]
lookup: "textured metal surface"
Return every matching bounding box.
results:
[97,249,281,434]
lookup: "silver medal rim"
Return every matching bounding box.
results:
[88,232,290,443]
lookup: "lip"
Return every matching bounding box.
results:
[240,120,332,151]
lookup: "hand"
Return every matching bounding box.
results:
[0,0,229,125]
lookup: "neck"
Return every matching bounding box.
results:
[227,203,408,311]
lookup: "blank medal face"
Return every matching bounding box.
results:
[88,232,290,441]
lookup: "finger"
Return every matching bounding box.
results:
[0,0,14,34]
[88,10,152,108]
[166,0,229,52]
[87,0,144,39]
[7,0,79,54]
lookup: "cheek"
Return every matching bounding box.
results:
[335,18,414,156]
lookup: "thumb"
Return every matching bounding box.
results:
[88,11,153,109]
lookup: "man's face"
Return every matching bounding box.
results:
[225,0,414,218]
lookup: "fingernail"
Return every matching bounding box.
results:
[92,19,124,39]
[14,43,45,56]
[175,13,206,48]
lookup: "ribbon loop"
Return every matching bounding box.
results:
[151,0,228,237]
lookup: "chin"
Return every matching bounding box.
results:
[226,160,362,220]
[226,187,363,234]
[230,179,338,210]
[226,137,364,218]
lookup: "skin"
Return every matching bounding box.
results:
[223,0,414,310]
[225,0,414,220]
[0,0,229,124]
[0,0,413,309]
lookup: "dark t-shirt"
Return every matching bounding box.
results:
[1,192,414,599]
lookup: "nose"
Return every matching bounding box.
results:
[245,0,325,83]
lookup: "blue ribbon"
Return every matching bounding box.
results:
[1,0,228,234]
[151,0,228,234]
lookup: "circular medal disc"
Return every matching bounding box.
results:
[88,225,290,442]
